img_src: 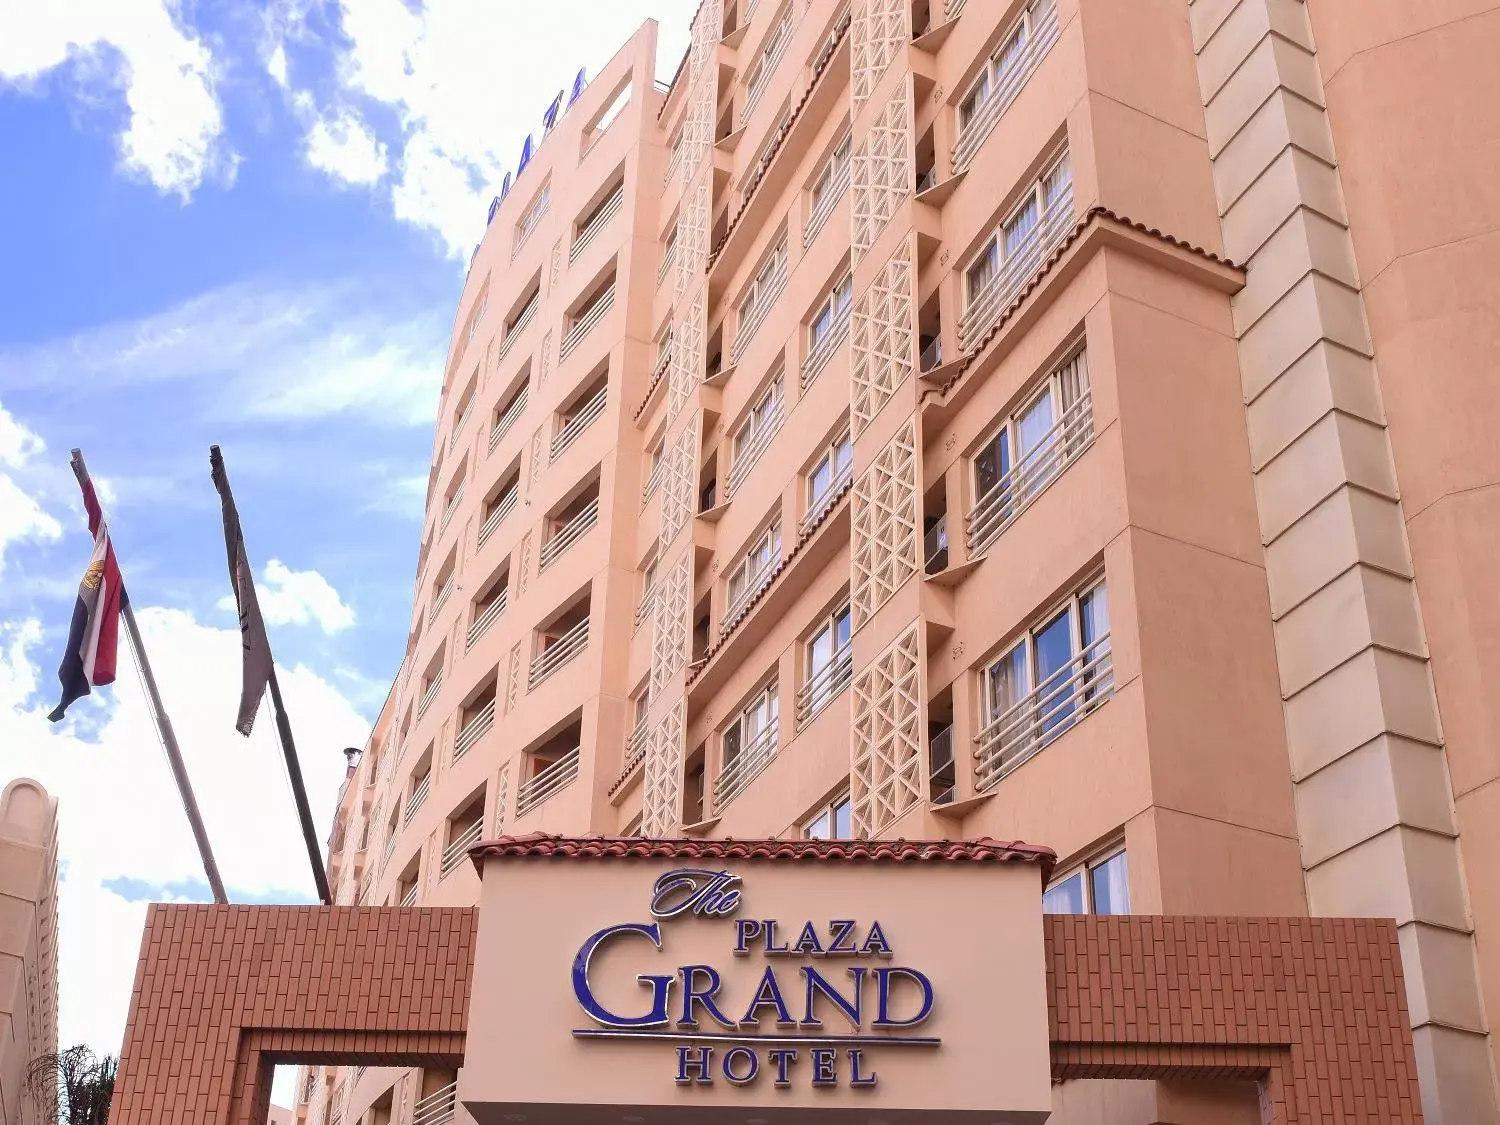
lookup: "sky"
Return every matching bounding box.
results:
[0,0,695,1102]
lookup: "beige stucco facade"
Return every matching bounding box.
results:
[0,780,58,1125]
[294,2,1500,1124]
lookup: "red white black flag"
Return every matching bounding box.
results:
[48,477,126,722]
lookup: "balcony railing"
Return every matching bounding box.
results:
[412,1081,456,1125]
[731,258,788,363]
[726,403,783,497]
[453,699,495,761]
[713,721,778,812]
[743,18,793,122]
[967,388,1093,555]
[551,386,608,459]
[399,883,419,909]
[642,458,665,507]
[498,297,539,362]
[796,644,852,728]
[801,305,851,389]
[428,576,454,625]
[517,747,581,815]
[448,400,473,450]
[953,2,1058,172]
[382,829,397,861]
[925,516,949,573]
[724,557,779,626]
[490,387,529,452]
[947,0,967,16]
[405,773,431,821]
[529,617,590,689]
[801,462,852,536]
[512,190,551,262]
[803,161,850,249]
[958,183,1073,353]
[570,187,625,263]
[974,633,1114,790]
[625,714,650,760]
[538,496,599,571]
[439,482,465,533]
[664,143,683,187]
[559,286,615,363]
[657,239,678,286]
[417,671,442,718]
[440,819,483,879]
[477,487,518,549]
[920,335,943,372]
[467,589,507,649]
[930,724,955,805]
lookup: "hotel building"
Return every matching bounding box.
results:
[295,1,1500,1123]
[0,779,58,1125]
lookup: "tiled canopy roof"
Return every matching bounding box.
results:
[471,832,1056,881]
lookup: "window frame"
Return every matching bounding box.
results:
[957,0,1047,131]
[726,519,782,608]
[738,236,789,325]
[1043,843,1129,915]
[981,574,1109,728]
[744,4,795,110]
[806,429,853,509]
[721,680,779,765]
[801,787,852,840]
[806,602,852,677]
[963,150,1072,308]
[808,272,853,351]
[971,345,1089,506]
[733,375,784,462]
[809,133,852,212]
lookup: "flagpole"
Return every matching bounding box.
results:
[69,450,229,906]
[208,446,332,907]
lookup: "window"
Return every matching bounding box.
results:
[802,789,852,839]
[964,152,1071,309]
[741,104,792,202]
[807,430,852,509]
[514,184,551,254]
[807,605,852,679]
[973,347,1089,515]
[744,5,794,115]
[465,290,488,344]
[727,522,782,610]
[810,134,852,213]
[1043,847,1129,915]
[723,682,779,765]
[800,602,852,722]
[739,239,788,327]
[808,273,853,352]
[733,378,783,463]
[958,0,1054,133]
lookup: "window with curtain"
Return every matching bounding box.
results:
[1043,847,1129,915]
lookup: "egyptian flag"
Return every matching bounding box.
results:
[48,480,125,722]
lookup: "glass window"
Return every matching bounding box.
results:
[1041,870,1084,914]
[983,578,1110,734]
[725,684,778,765]
[1044,849,1129,915]
[803,790,852,839]
[967,238,999,301]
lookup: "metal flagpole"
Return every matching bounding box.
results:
[70,450,229,905]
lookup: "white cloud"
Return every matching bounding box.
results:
[0,0,227,198]
[0,401,46,468]
[305,108,388,186]
[0,403,62,575]
[267,43,290,88]
[363,470,427,519]
[218,558,355,633]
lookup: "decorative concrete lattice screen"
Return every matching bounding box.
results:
[851,82,912,263]
[659,421,700,546]
[851,418,920,628]
[852,0,910,110]
[668,290,705,426]
[641,699,687,836]
[492,765,510,834]
[851,240,914,437]
[549,239,562,291]
[688,0,723,92]
[650,551,693,700]
[680,75,717,192]
[851,621,925,837]
[516,530,534,597]
[677,184,710,299]
[504,641,523,714]
[528,427,546,489]
[537,329,552,389]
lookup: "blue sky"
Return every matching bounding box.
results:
[0,0,694,1086]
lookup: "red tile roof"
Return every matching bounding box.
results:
[471,833,1056,881]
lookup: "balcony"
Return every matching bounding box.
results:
[517,747,581,815]
[399,882,419,908]
[743,12,794,123]
[625,713,650,765]
[570,186,625,264]
[803,163,850,249]
[924,516,949,573]
[930,724,955,805]
[726,405,783,498]
[428,575,455,625]
[642,458,665,507]
[453,699,495,761]
[920,335,943,373]
[529,617,590,689]
[635,586,656,627]
[966,388,1093,555]
[796,643,852,728]
[467,588,507,649]
[724,555,778,627]
[730,258,788,364]
[438,482,465,533]
[657,239,678,287]
[417,671,443,718]
[538,496,599,571]
[958,183,1073,353]
[440,818,483,879]
[800,304,852,390]
[413,1082,456,1125]
[559,285,615,363]
[801,463,852,537]
[448,399,473,451]
[551,385,608,460]
[512,189,551,263]
[952,1,1058,173]
[974,633,1114,789]
[477,487,518,549]
[498,296,540,362]
[490,387,529,452]
[947,0,967,15]
[405,773,431,821]
[713,721,778,812]
[663,143,683,187]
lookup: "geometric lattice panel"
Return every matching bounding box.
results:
[650,550,693,701]
[851,418,919,629]
[677,184,710,300]
[659,419,699,547]
[850,621,924,838]
[641,699,686,837]
[681,74,717,193]
[851,82,912,264]
[550,239,563,292]
[668,289,704,426]
[688,0,723,100]
[492,764,510,834]
[538,329,553,390]
[529,426,546,489]
[851,240,914,437]
[516,530,533,597]
[505,640,522,714]
[852,0,909,110]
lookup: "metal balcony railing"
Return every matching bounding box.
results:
[743,15,793,123]
[930,724,955,805]
[967,389,1093,555]
[953,2,1059,172]
[467,589,507,649]
[399,881,419,909]
[625,714,650,761]
[428,576,454,625]
[440,819,483,878]
[570,187,625,263]
[663,143,683,187]
[417,671,442,719]
[439,481,464,533]
[801,304,851,389]
[947,0,967,16]
[454,699,495,761]
[727,401,783,497]
[405,773,431,821]
[382,829,397,861]
[517,747,581,815]
[529,617,589,689]
[657,239,678,286]
[559,288,615,363]
[974,633,1114,790]
[803,160,850,249]
[925,516,949,573]
[538,496,599,571]
[448,400,473,450]
[642,458,665,507]
[724,556,779,626]
[498,297,539,361]
[801,462,852,536]
[512,189,551,263]
[551,386,608,459]
[796,644,852,728]
[635,585,657,627]
[958,183,1073,353]
[731,258,787,363]
[490,387,529,452]
[477,487,518,549]
[413,1082,456,1125]
[713,721,778,812]
[920,335,943,372]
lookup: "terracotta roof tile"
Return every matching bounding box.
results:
[607,742,649,797]
[633,348,675,423]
